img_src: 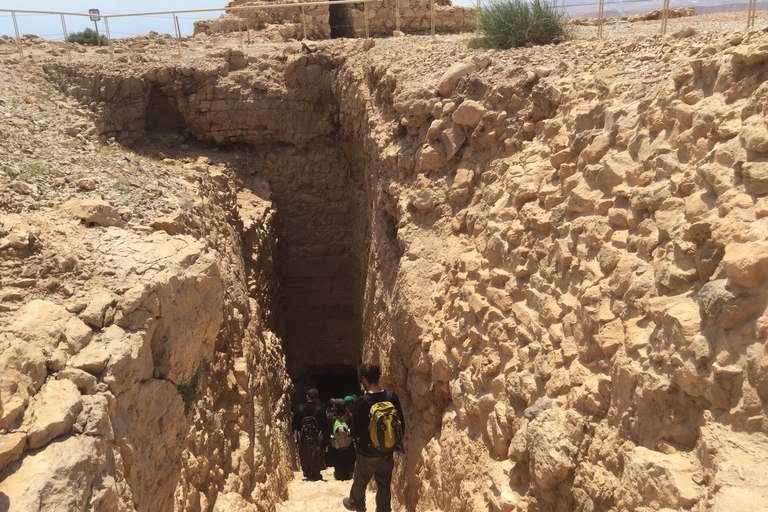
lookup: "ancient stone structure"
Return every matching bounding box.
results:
[193,0,475,40]
[3,15,768,512]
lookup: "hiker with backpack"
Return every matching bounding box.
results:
[330,396,355,480]
[343,364,405,512]
[291,388,329,481]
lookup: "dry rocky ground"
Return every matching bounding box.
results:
[1,7,768,512]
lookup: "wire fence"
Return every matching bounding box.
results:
[0,0,765,61]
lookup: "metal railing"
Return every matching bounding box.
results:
[0,1,379,60]
[0,1,765,61]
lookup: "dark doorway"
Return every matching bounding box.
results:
[292,363,361,405]
[329,2,354,38]
[144,87,186,133]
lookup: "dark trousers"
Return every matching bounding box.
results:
[349,452,394,512]
[334,447,356,480]
[299,444,325,480]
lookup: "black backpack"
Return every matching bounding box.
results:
[299,404,322,448]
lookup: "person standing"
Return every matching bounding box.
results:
[292,388,329,481]
[343,364,405,512]
[331,397,356,480]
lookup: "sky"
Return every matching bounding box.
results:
[0,0,477,39]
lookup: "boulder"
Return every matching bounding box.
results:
[0,334,47,430]
[0,435,106,512]
[437,61,476,96]
[448,167,475,205]
[722,242,768,288]
[22,379,83,449]
[742,162,768,195]
[618,446,701,509]
[452,100,485,128]
[80,290,119,328]
[62,199,125,227]
[8,299,71,351]
[0,432,26,471]
[113,379,188,512]
[697,279,764,329]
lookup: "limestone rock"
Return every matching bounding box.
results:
[100,325,154,395]
[62,199,126,227]
[722,242,768,288]
[0,431,26,471]
[452,100,485,127]
[437,61,476,96]
[742,162,768,195]
[697,280,763,329]
[64,317,93,353]
[213,492,259,511]
[22,378,83,449]
[441,123,467,161]
[740,116,768,153]
[0,334,47,430]
[0,435,106,512]
[8,299,71,351]
[448,167,474,205]
[80,290,119,328]
[618,446,700,509]
[113,379,188,512]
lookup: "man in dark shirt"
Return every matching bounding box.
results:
[291,388,329,481]
[343,364,405,512]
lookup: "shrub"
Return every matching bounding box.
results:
[67,28,108,46]
[476,0,568,49]
[176,364,204,415]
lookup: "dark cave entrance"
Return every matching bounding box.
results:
[329,2,355,38]
[293,364,361,404]
[144,87,187,133]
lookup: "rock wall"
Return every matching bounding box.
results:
[23,23,768,512]
[330,31,768,512]
[194,0,474,40]
[0,160,293,510]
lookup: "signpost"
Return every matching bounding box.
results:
[89,8,101,46]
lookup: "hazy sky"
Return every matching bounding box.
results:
[0,0,477,40]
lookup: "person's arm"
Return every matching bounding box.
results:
[291,405,302,432]
[350,395,369,442]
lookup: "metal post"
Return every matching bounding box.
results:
[431,0,435,36]
[61,14,71,62]
[246,8,251,43]
[748,0,757,29]
[238,16,243,49]
[597,0,604,38]
[364,0,369,38]
[104,17,113,59]
[395,0,401,33]
[11,11,23,59]
[661,0,670,35]
[93,18,101,46]
[301,5,307,39]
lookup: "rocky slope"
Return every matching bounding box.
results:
[2,11,768,512]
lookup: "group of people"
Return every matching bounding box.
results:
[291,363,405,512]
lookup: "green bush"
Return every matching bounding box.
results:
[476,0,568,49]
[67,28,108,46]
[176,364,204,415]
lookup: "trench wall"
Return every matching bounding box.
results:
[36,29,768,512]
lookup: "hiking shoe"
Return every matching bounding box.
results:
[343,497,365,511]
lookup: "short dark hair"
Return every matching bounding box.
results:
[307,388,319,400]
[358,364,381,384]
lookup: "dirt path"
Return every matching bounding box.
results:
[275,467,378,512]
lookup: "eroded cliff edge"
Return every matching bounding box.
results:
[3,23,768,512]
